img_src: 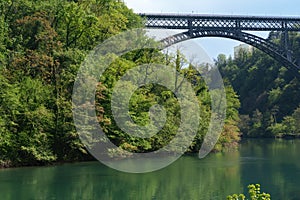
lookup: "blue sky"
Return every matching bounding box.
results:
[123,0,300,59]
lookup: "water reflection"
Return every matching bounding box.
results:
[0,139,299,199]
[240,139,300,200]
[0,155,241,199]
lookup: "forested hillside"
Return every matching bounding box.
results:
[0,0,240,167]
[217,31,300,138]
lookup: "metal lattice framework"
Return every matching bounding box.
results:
[141,13,300,31]
[140,13,300,73]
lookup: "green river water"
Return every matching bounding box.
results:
[1,139,300,200]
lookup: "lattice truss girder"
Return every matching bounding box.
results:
[143,14,300,31]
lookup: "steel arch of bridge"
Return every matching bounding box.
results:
[140,13,300,73]
[161,30,299,73]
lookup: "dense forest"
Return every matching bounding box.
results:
[217,31,300,138]
[1,0,300,169]
[0,0,241,167]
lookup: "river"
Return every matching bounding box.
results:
[0,139,300,200]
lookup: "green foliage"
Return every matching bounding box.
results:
[96,49,241,155]
[268,106,300,137]
[217,32,300,138]
[0,0,144,167]
[227,184,271,200]
[0,0,241,166]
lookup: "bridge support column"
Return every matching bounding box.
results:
[284,31,292,62]
[188,19,193,37]
[281,21,292,62]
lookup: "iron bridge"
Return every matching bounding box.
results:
[140,13,300,74]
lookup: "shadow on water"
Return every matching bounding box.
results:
[0,139,300,199]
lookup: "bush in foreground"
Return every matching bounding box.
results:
[227,184,271,200]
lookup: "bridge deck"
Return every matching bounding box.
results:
[140,13,300,31]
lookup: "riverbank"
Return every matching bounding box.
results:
[1,137,296,169]
[0,157,96,169]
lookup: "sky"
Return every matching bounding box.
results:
[123,0,300,60]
